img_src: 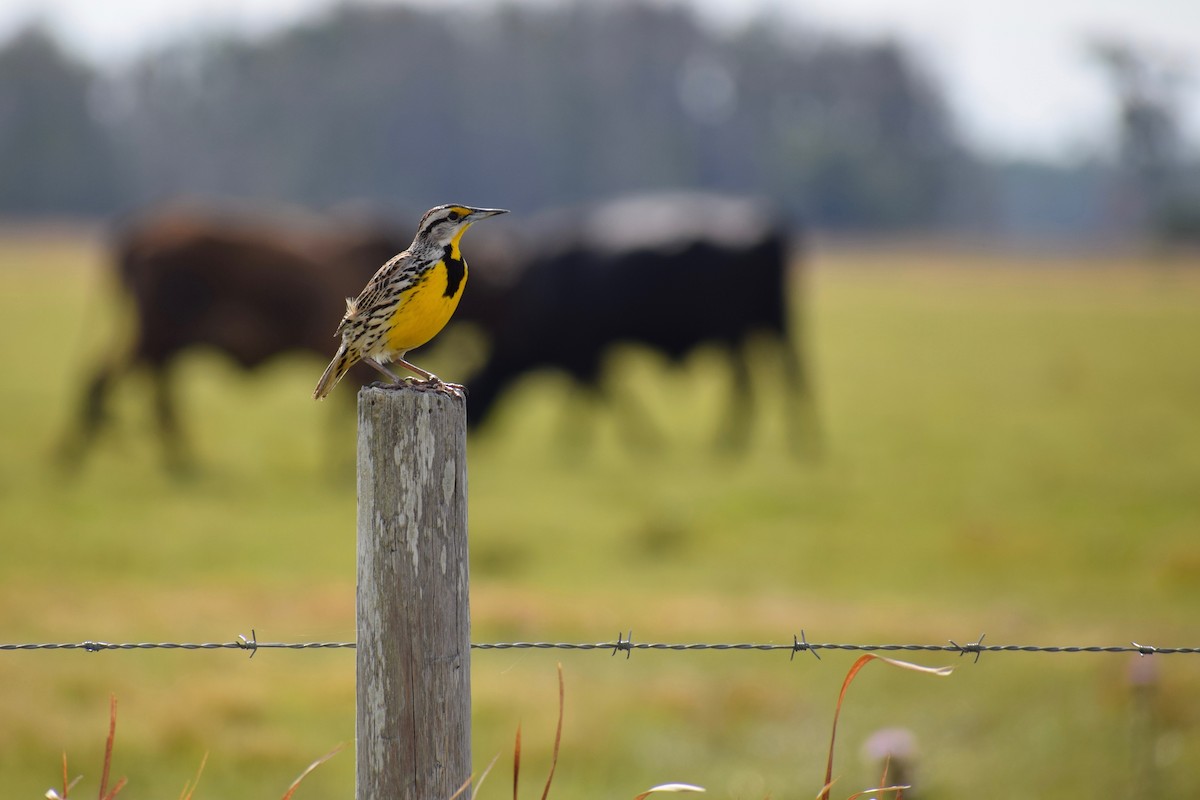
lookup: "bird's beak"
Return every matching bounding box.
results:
[467,207,509,219]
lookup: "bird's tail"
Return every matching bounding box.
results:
[313,344,357,400]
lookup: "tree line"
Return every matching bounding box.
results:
[0,0,1195,240]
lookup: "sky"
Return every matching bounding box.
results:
[2,0,1199,162]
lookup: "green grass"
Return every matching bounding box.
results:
[1,233,1199,797]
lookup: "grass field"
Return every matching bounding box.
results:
[2,232,1199,797]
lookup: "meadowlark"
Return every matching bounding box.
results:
[313,203,508,399]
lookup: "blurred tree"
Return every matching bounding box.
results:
[1090,38,1200,242]
[0,1,974,232]
[0,24,123,215]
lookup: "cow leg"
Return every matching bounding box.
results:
[716,347,753,454]
[779,332,823,459]
[81,364,116,441]
[151,364,191,473]
[57,360,121,469]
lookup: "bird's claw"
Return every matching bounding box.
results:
[419,376,465,396]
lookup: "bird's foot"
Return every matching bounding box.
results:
[418,375,466,396]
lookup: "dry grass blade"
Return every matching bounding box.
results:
[819,655,952,800]
[539,664,564,800]
[513,723,522,800]
[447,753,500,800]
[98,694,126,800]
[871,658,954,678]
[52,753,81,800]
[844,787,909,800]
[279,743,344,800]
[449,773,475,800]
[44,752,83,800]
[472,753,502,800]
[475,753,503,800]
[177,752,208,800]
[632,782,707,800]
[102,778,127,800]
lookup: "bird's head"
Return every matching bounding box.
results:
[413,204,509,255]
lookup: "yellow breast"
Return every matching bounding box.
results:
[384,259,466,353]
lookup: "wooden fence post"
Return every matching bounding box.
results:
[356,384,471,800]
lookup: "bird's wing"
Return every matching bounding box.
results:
[337,249,416,334]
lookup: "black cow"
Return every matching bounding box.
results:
[464,193,818,453]
[64,208,407,469]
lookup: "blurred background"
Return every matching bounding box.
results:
[3,0,1200,237]
[1,0,1199,797]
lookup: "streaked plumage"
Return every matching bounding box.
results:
[313,203,507,399]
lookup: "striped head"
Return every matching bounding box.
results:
[410,204,509,258]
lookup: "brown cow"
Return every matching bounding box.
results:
[64,208,408,469]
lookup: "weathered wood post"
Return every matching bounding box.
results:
[356,384,471,800]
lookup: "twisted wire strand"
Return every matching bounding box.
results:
[2,633,1196,659]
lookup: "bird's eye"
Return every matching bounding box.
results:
[447,210,461,222]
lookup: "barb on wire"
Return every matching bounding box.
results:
[612,630,633,659]
[950,633,987,664]
[791,630,820,661]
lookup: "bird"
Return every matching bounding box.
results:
[313,203,508,399]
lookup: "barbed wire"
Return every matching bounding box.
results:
[2,630,1197,662]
